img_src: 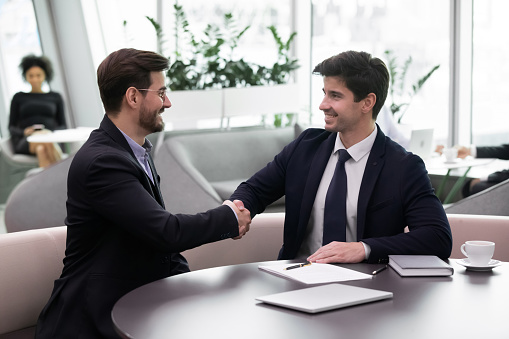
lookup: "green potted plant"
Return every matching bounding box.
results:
[145,3,300,128]
[384,50,440,124]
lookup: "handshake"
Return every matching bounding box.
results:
[223,200,251,240]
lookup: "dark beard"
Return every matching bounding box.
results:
[139,106,164,133]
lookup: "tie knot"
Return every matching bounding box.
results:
[338,149,351,164]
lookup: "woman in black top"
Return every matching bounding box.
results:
[9,54,67,167]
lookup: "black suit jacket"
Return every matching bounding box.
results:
[477,144,509,183]
[231,127,452,263]
[477,144,509,160]
[36,115,238,338]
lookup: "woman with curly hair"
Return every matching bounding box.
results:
[8,54,67,167]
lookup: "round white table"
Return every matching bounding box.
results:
[27,127,94,153]
[425,157,496,203]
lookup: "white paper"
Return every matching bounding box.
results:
[258,263,373,285]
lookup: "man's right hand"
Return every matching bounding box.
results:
[223,200,251,239]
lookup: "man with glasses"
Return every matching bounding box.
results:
[35,48,251,338]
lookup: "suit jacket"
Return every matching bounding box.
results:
[36,115,238,338]
[477,144,509,160]
[231,127,452,263]
[477,144,509,183]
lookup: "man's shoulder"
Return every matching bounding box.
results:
[72,128,130,168]
[375,133,425,170]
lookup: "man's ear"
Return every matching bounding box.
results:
[361,93,376,114]
[125,87,139,108]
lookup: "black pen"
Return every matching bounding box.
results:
[372,265,388,275]
[285,261,312,270]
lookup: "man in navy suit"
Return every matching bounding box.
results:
[36,48,251,338]
[231,50,452,264]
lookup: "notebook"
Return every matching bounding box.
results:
[408,128,434,159]
[389,255,454,277]
[256,284,393,314]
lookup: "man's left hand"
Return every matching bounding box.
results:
[307,242,365,264]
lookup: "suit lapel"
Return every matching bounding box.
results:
[356,126,386,239]
[147,153,165,208]
[100,115,165,208]
[296,133,337,243]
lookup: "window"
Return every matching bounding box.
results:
[471,0,509,146]
[310,0,450,143]
[85,0,293,129]
[0,0,43,137]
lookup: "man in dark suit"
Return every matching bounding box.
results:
[231,50,452,264]
[35,48,251,338]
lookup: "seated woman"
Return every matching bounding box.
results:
[8,54,67,168]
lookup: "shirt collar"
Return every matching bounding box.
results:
[334,124,378,162]
[118,128,153,158]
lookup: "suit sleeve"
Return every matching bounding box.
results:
[79,151,239,252]
[8,93,25,139]
[476,144,509,160]
[54,92,67,130]
[230,131,305,216]
[362,154,453,263]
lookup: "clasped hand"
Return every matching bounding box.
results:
[222,200,251,239]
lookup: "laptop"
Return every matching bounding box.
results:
[408,128,434,159]
[256,284,393,314]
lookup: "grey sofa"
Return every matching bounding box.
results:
[154,126,297,214]
[444,178,509,216]
[4,155,73,232]
[0,137,39,203]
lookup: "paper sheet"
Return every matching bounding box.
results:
[258,263,373,284]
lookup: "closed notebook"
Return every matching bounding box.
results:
[256,284,393,314]
[389,255,454,276]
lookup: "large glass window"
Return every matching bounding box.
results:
[85,0,293,129]
[0,0,43,137]
[471,0,509,146]
[310,0,450,143]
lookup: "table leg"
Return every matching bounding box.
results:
[435,169,451,201]
[443,167,472,204]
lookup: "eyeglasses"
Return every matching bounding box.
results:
[136,88,167,100]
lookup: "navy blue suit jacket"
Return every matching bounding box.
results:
[231,127,452,263]
[36,115,238,338]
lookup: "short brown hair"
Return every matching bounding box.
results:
[313,51,389,120]
[97,48,169,114]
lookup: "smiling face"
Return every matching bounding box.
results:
[138,71,171,134]
[319,76,365,134]
[25,66,46,92]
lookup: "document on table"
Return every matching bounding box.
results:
[258,263,373,285]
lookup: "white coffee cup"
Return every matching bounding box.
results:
[443,147,458,162]
[460,240,495,266]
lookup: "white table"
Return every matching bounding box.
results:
[425,157,495,203]
[112,260,509,339]
[27,127,94,153]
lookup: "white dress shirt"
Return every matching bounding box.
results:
[296,126,378,259]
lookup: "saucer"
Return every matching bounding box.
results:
[457,258,502,271]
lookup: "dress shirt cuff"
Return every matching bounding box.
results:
[361,241,371,260]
